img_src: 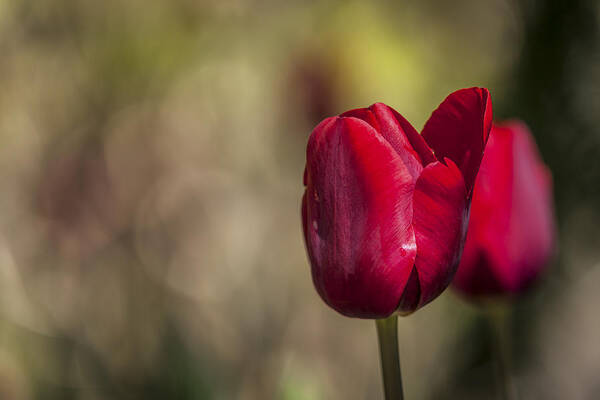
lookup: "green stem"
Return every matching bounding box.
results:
[376,315,404,400]
[486,305,518,400]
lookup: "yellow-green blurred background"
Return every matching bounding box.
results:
[0,0,599,399]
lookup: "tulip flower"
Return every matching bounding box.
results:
[453,121,555,298]
[302,87,492,319]
[452,121,555,400]
[301,87,492,399]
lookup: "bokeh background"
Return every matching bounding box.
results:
[0,0,599,399]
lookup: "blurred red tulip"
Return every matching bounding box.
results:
[453,122,555,298]
[302,88,492,318]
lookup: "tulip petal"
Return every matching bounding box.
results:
[304,116,338,186]
[303,117,417,318]
[407,158,467,311]
[342,103,432,181]
[506,123,554,290]
[462,122,555,294]
[421,87,492,194]
[383,105,437,166]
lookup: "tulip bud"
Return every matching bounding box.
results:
[453,121,555,298]
[302,88,493,318]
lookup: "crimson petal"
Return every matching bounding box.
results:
[408,158,467,311]
[458,122,555,294]
[342,103,426,181]
[384,105,436,166]
[303,117,417,318]
[421,87,492,195]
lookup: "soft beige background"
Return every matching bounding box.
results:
[0,0,599,399]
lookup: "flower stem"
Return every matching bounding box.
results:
[376,315,404,400]
[486,304,518,400]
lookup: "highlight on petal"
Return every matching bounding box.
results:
[404,158,467,312]
[421,87,492,194]
[302,117,417,318]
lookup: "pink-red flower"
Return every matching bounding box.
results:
[453,121,555,298]
[302,88,492,318]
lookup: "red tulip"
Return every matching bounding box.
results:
[453,121,555,297]
[302,88,492,318]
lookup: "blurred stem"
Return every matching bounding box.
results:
[376,315,404,400]
[486,304,518,400]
